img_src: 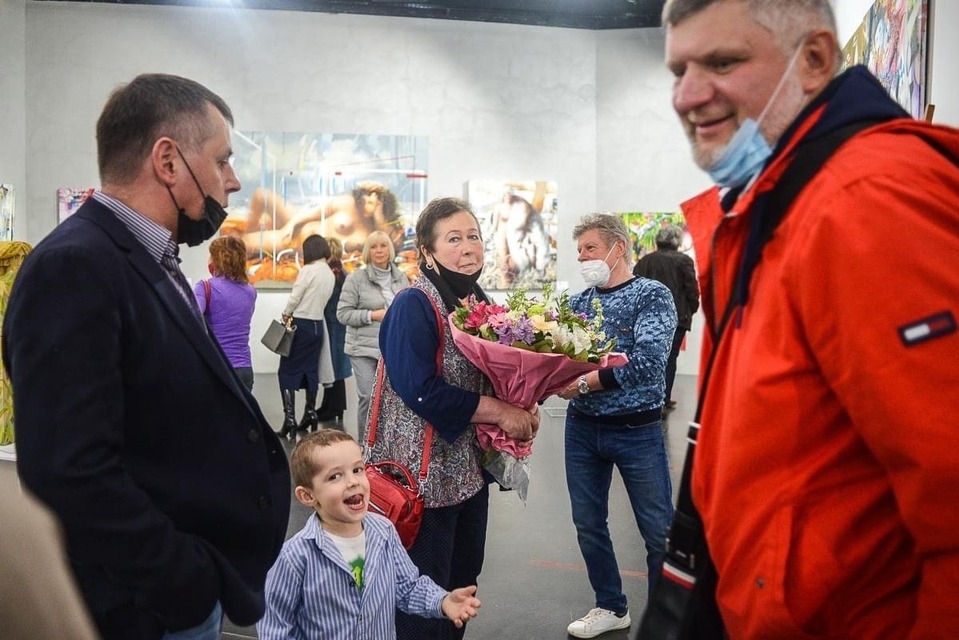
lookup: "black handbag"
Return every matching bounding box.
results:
[260,318,296,357]
[636,420,724,640]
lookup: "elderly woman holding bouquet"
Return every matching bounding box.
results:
[558,213,677,639]
[369,197,539,640]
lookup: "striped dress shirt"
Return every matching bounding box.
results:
[257,513,447,640]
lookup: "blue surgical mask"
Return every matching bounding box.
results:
[707,46,804,189]
[707,119,772,188]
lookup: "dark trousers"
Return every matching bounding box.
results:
[665,328,686,403]
[396,484,489,640]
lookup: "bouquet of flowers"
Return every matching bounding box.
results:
[450,284,628,501]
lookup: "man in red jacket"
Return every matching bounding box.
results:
[662,0,959,638]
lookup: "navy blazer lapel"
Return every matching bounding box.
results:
[75,202,258,415]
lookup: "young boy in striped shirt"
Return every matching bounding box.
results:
[257,429,481,639]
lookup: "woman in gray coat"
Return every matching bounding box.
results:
[336,230,409,438]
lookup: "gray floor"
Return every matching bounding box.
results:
[224,373,695,640]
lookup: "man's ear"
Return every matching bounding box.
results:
[294,485,316,509]
[152,137,179,188]
[799,29,840,94]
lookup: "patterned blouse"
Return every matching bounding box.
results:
[368,277,492,508]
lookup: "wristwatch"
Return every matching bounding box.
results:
[577,375,590,396]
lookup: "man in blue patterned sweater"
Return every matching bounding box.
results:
[558,213,677,639]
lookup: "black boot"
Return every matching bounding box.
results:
[278,389,296,439]
[315,379,346,424]
[297,387,318,434]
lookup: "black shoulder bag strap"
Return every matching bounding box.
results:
[637,120,877,640]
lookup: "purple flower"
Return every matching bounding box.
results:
[494,315,535,345]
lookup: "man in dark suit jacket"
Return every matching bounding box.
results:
[2,74,290,640]
[633,225,700,411]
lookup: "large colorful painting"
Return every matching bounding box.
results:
[466,180,558,291]
[222,132,428,288]
[842,0,929,119]
[620,211,688,262]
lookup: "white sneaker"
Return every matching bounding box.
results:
[566,607,631,638]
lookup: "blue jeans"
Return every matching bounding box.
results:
[565,412,673,613]
[161,601,222,640]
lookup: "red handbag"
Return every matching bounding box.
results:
[364,292,443,549]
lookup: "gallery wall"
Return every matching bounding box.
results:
[3,0,957,375]
[0,0,26,217]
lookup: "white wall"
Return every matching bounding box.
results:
[0,0,27,240]
[6,0,958,375]
[594,28,712,374]
[21,1,601,372]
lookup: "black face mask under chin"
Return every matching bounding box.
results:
[170,146,229,246]
[430,258,483,299]
[173,194,228,247]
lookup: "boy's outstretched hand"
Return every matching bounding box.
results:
[442,585,482,627]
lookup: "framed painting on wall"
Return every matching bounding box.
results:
[841,0,929,119]
[619,211,689,262]
[0,184,13,241]
[222,131,428,288]
[465,180,558,291]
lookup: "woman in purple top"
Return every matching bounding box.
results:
[194,236,257,391]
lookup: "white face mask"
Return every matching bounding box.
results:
[580,245,616,288]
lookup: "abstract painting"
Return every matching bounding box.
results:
[842,0,929,119]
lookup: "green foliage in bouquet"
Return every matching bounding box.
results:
[451,283,615,363]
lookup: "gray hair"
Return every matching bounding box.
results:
[572,213,631,250]
[656,225,684,250]
[663,0,837,55]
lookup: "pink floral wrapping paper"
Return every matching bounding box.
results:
[449,316,628,500]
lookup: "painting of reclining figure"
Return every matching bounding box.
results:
[223,131,428,288]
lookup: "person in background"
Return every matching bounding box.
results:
[662,0,959,637]
[2,73,290,640]
[195,235,257,391]
[278,235,335,438]
[370,197,539,640]
[557,213,676,639]
[632,224,699,414]
[316,236,351,425]
[336,230,409,439]
[257,429,482,640]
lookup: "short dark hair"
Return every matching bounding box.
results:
[96,73,233,185]
[302,235,331,264]
[415,197,478,254]
[290,429,359,489]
